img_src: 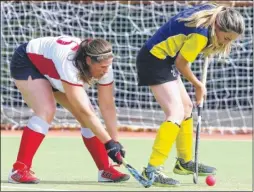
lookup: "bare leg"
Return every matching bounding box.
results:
[150,81,184,124]
[53,92,129,182]
[177,77,193,119]
[9,77,56,184]
[14,77,56,123]
[53,91,110,169]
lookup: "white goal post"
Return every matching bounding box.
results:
[1,1,253,134]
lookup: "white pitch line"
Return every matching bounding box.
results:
[1,185,68,191]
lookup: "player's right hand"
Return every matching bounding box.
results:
[195,82,207,106]
[104,139,123,165]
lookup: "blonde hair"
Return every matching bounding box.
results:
[73,38,113,84]
[178,4,245,57]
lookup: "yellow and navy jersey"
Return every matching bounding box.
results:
[145,4,215,63]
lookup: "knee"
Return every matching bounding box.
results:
[183,101,193,118]
[165,104,185,125]
[35,104,56,124]
[28,116,51,135]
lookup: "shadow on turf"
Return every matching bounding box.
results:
[1,180,145,188]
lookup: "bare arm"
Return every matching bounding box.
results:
[98,82,118,141]
[175,53,202,88]
[175,53,206,105]
[62,81,111,143]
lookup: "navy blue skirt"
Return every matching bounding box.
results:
[10,43,59,92]
[10,43,46,80]
[136,45,179,86]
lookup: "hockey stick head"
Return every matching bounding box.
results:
[122,160,154,188]
[193,173,198,184]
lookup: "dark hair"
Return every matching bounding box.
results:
[72,38,113,84]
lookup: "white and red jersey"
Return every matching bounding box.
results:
[26,36,114,92]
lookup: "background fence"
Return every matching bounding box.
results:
[1,1,253,133]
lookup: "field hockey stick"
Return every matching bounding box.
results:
[193,57,209,184]
[122,159,154,188]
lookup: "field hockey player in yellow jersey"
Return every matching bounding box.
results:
[136,3,245,186]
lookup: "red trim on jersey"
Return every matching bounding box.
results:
[27,53,60,79]
[56,39,73,45]
[98,81,114,86]
[61,79,83,87]
[72,45,79,51]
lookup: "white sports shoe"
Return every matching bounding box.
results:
[98,165,130,182]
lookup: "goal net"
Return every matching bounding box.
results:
[1,1,253,134]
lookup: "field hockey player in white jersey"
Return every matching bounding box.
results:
[8,36,130,184]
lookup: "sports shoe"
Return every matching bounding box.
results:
[98,165,130,182]
[173,158,217,176]
[142,166,180,187]
[8,161,40,184]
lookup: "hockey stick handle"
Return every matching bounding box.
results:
[193,57,209,184]
[199,57,209,107]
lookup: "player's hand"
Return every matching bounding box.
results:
[104,139,123,165]
[194,82,207,106]
[115,141,126,158]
